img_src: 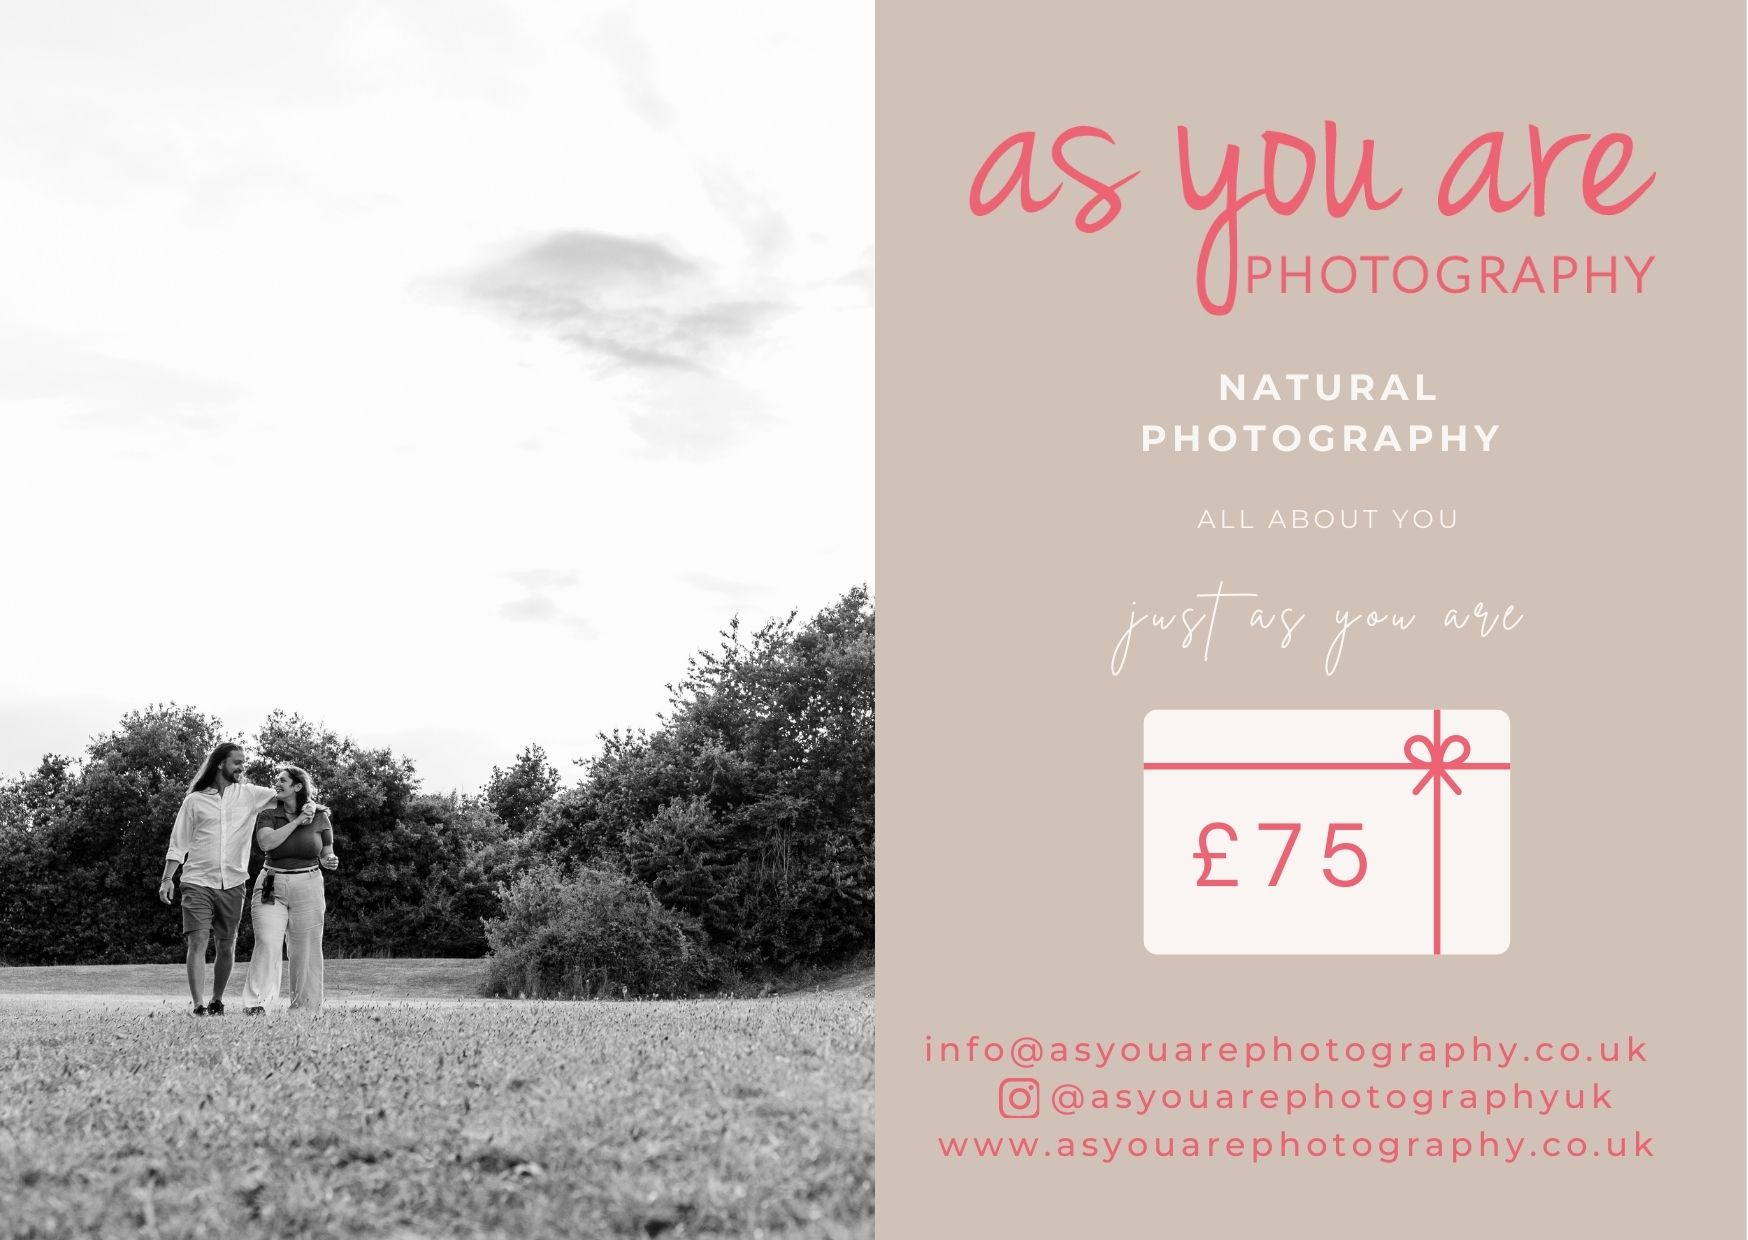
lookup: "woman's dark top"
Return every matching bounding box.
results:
[255,804,334,865]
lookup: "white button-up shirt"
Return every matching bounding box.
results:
[165,782,279,890]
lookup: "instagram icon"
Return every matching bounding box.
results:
[998,1077,1041,1120]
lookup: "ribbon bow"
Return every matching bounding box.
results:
[1405,731,1470,795]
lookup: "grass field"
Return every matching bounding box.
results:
[0,965,874,1239]
[0,957,493,1001]
[0,958,877,1004]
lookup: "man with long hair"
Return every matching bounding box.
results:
[157,742,286,1015]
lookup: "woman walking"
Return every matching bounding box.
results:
[241,765,339,1014]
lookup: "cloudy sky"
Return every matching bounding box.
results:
[0,2,871,792]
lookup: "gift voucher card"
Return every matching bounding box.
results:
[879,2,1744,1235]
[1143,709,1510,955]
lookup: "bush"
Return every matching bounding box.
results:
[482,861,716,998]
[539,586,874,974]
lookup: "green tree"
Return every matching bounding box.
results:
[542,586,874,972]
[0,704,230,963]
[0,706,520,964]
[0,755,82,964]
[485,744,561,834]
[0,584,876,973]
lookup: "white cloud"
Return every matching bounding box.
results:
[460,229,785,372]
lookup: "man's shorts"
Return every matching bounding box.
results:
[180,883,246,940]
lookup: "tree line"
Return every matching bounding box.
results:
[0,588,874,992]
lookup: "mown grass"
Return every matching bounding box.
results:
[0,957,491,1000]
[0,996,873,1239]
[0,957,874,1003]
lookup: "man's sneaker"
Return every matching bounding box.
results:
[245,1007,265,1016]
[206,1000,226,1016]
[192,1004,209,1017]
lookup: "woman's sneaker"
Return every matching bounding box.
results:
[206,1000,226,1016]
[192,1004,209,1017]
[245,1007,265,1016]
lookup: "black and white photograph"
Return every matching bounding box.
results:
[0,5,873,1237]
